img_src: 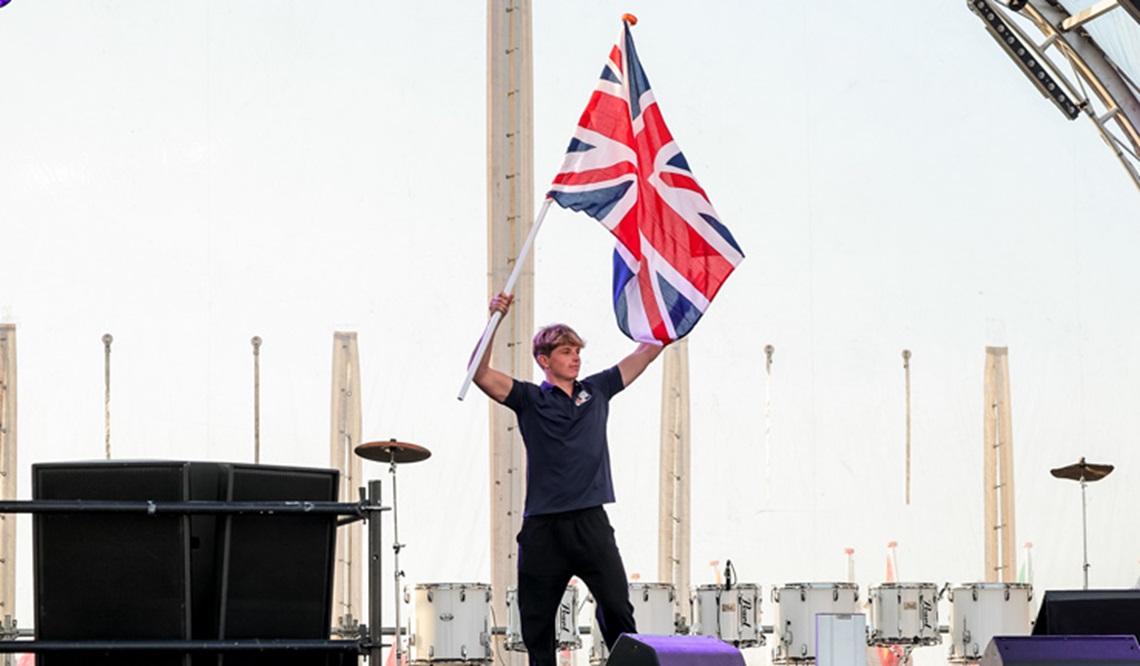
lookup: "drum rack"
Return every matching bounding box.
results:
[0,478,392,664]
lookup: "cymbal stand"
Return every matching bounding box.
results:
[1080,475,1089,590]
[1049,457,1114,589]
[390,452,407,665]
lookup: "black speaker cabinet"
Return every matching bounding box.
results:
[607,634,746,666]
[981,635,1140,665]
[1034,590,1140,644]
[33,461,223,665]
[216,463,339,666]
[33,460,339,666]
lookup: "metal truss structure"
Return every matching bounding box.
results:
[968,0,1140,192]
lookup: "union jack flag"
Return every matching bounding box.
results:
[547,21,744,344]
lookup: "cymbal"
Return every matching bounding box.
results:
[1050,457,1114,482]
[355,439,432,464]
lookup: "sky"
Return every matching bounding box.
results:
[1,1,1139,664]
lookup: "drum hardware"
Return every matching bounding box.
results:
[356,439,433,666]
[504,585,583,652]
[1051,457,1114,590]
[867,583,941,647]
[673,613,690,636]
[771,583,859,663]
[629,582,678,636]
[723,559,737,589]
[946,582,1032,662]
[332,614,364,640]
[409,583,493,663]
[691,582,763,647]
[589,584,676,665]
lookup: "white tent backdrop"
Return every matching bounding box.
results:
[2,2,1138,664]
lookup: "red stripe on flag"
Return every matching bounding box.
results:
[576,91,636,147]
[636,265,669,340]
[634,102,677,162]
[609,45,623,73]
[632,184,735,300]
[659,172,712,203]
[611,208,642,261]
[551,162,636,186]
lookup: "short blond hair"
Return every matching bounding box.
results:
[533,324,585,360]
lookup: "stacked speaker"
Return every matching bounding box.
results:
[33,460,345,666]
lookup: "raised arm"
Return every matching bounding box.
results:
[617,340,666,387]
[471,292,516,403]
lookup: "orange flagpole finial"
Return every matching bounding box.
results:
[622,13,638,26]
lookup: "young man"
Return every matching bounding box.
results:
[472,292,664,666]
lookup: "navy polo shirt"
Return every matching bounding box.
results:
[503,365,625,517]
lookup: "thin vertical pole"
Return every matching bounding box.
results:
[1081,478,1089,589]
[902,349,912,505]
[102,334,113,460]
[252,336,262,464]
[390,457,405,665]
[764,344,774,503]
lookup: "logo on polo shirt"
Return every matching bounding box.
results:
[575,388,592,406]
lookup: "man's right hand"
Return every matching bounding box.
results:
[490,292,514,317]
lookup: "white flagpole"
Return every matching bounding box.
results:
[458,197,554,401]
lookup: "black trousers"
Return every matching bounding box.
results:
[516,506,636,666]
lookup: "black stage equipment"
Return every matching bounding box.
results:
[981,635,1140,665]
[607,634,746,666]
[33,460,340,666]
[1033,589,1140,644]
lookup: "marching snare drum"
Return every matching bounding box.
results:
[868,582,941,646]
[692,583,764,647]
[504,585,582,652]
[948,582,1032,662]
[410,583,493,663]
[590,582,676,666]
[630,582,677,636]
[771,582,859,662]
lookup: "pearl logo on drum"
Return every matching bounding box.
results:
[558,601,573,634]
[740,596,754,629]
[921,597,935,631]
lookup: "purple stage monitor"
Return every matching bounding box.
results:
[982,635,1140,665]
[608,634,746,666]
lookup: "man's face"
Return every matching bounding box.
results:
[541,344,581,381]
